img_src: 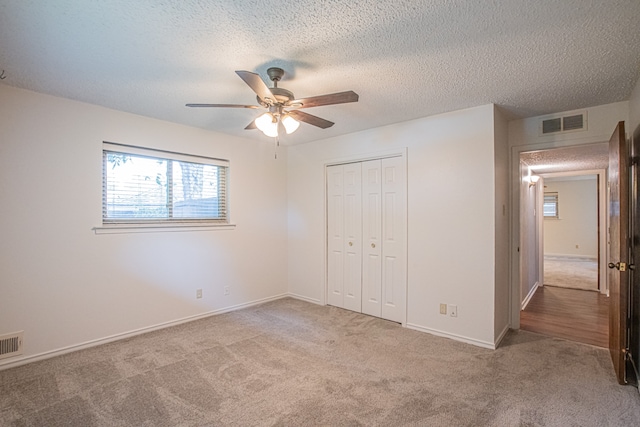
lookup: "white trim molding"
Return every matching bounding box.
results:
[406,323,497,350]
[0,293,288,371]
[521,281,540,310]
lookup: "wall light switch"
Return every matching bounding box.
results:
[439,303,447,315]
[196,289,203,299]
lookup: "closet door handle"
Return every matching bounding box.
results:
[371,243,376,248]
[348,241,353,247]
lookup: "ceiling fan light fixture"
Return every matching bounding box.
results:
[282,114,300,134]
[262,123,278,137]
[255,112,276,132]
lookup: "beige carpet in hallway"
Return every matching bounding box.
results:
[544,256,598,291]
[1,298,639,426]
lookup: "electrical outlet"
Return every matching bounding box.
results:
[439,303,447,315]
[196,289,202,299]
[449,304,457,317]
[224,286,230,296]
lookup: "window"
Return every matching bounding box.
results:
[543,192,559,219]
[102,142,228,225]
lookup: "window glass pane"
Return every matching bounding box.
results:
[172,161,224,219]
[103,147,228,223]
[543,192,558,218]
[104,153,168,219]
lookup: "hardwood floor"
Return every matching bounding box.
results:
[520,285,609,348]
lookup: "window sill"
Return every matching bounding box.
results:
[93,223,236,234]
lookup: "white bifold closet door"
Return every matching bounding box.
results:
[327,157,406,323]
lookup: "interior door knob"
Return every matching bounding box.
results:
[608,262,626,271]
[371,243,375,248]
[348,242,353,246]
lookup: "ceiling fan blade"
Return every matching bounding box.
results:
[244,120,257,130]
[287,91,359,109]
[236,70,276,105]
[185,103,260,108]
[287,110,334,129]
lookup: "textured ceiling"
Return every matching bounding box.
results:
[1,0,640,145]
[521,143,609,174]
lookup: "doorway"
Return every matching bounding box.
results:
[542,174,599,292]
[518,145,609,347]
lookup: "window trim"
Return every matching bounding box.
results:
[95,142,234,233]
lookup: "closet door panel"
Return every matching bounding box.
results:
[342,162,362,312]
[327,165,345,308]
[381,156,407,323]
[362,160,382,317]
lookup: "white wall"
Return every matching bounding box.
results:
[493,106,510,342]
[510,101,630,149]
[0,85,288,368]
[287,104,500,347]
[519,161,540,306]
[543,177,598,258]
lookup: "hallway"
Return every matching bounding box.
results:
[520,286,608,348]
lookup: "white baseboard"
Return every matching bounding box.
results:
[544,253,597,261]
[287,293,323,305]
[405,323,496,350]
[494,324,510,348]
[521,281,540,310]
[0,293,290,371]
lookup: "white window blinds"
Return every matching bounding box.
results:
[102,143,229,223]
[543,192,559,218]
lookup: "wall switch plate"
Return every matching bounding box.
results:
[224,286,230,296]
[449,304,457,317]
[196,289,202,299]
[439,303,447,315]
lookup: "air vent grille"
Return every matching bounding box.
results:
[563,114,584,131]
[542,118,562,134]
[0,331,24,360]
[540,112,586,135]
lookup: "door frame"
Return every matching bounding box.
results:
[323,148,408,325]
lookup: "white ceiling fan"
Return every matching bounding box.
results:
[186,67,359,138]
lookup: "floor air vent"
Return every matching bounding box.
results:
[541,112,586,135]
[0,331,24,360]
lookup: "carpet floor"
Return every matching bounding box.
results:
[544,256,599,291]
[1,298,639,426]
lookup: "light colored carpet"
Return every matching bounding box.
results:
[1,297,639,426]
[544,256,598,291]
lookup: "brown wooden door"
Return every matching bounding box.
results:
[608,121,629,385]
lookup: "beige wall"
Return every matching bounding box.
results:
[0,85,289,368]
[543,177,598,259]
[287,104,502,348]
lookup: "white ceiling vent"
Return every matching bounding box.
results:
[540,111,587,135]
[0,331,24,360]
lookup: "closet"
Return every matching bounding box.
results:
[326,156,407,323]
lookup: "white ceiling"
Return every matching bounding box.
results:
[1,0,639,145]
[521,143,609,174]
